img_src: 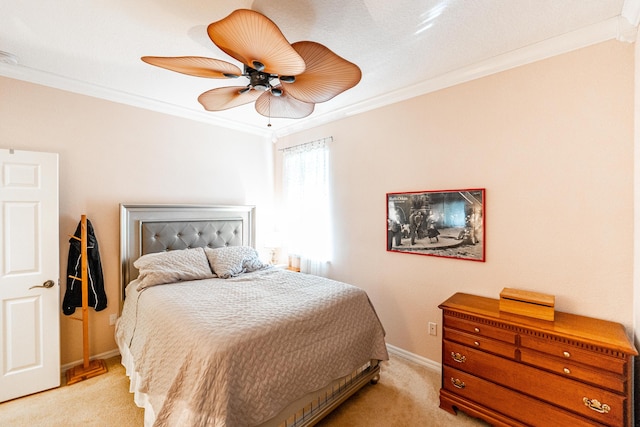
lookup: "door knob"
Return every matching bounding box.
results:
[29,279,55,290]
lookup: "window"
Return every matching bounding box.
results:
[281,138,331,276]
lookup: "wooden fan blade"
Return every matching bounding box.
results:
[207,9,306,76]
[198,86,262,111]
[141,56,242,78]
[282,41,362,104]
[254,88,314,119]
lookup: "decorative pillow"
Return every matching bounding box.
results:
[204,246,268,279]
[134,247,215,291]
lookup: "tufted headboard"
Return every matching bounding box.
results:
[119,204,255,303]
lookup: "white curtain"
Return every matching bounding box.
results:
[282,139,331,276]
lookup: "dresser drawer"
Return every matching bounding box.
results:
[520,348,625,394]
[442,366,604,427]
[519,334,626,376]
[444,340,625,427]
[444,327,516,359]
[443,314,517,344]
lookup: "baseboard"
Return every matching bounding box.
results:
[386,344,441,373]
[62,346,437,375]
[61,348,121,373]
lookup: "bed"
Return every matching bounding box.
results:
[115,204,389,427]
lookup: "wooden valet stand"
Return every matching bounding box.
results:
[66,214,108,385]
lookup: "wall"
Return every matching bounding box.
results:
[1,38,634,369]
[0,77,272,365]
[634,28,640,427]
[275,40,635,364]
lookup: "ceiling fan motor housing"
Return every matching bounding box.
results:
[245,66,284,96]
[247,66,271,90]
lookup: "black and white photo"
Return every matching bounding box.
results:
[387,189,485,261]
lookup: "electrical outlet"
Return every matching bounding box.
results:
[109,313,118,326]
[428,322,437,336]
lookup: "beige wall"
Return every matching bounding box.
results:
[1,38,635,368]
[634,31,640,422]
[275,40,635,363]
[0,77,273,365]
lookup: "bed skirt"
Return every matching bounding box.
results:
[118,338,157,427]
[117,332,381,427]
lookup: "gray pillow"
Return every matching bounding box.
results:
[134,247,215,290]
[204,246,268,279]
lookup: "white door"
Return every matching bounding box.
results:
[0,148,59,402]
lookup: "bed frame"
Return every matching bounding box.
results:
[119,203,255,303]
[118,204,381,427]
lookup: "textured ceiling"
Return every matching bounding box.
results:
[0,1,638,137]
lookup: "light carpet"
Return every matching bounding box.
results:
[0,353,488,426]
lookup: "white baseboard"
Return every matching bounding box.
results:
[61,345,438,375]
[61,348,121,373]
[386,344,441,373]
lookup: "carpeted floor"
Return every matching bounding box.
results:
[0,353,488,426]
[0,356,145,426]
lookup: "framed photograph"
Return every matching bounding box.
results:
[387,188,485,261]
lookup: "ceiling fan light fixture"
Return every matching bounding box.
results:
[143,9,361,121]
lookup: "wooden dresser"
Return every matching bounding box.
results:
[439,293,637,427]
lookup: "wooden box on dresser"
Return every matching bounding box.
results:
[439,293,637,427]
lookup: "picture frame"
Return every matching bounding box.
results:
[387,188,485,261]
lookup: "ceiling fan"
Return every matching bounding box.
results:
[142,9,362,122]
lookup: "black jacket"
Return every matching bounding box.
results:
[62,219,107,315]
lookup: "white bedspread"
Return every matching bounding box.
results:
[116,267,388,427]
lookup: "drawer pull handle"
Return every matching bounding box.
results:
[451,378,466,389]
[474,341,480,346]
[450,352,466,363]
[583,397,610,414]
[563,367,571,374]
[563,351,571,358]
[474,327,480,333]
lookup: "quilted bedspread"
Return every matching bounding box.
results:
[116,267,388,427]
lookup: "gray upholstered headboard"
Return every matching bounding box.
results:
[119,204,256,303]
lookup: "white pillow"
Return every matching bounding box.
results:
[134,247,215,290]
[204,246,268,279]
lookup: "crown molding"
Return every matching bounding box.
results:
[0,64,274,138]
[274,16,635,137]
[1,15,635,141]
[622,0,640,26]
[277,16,640,137]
